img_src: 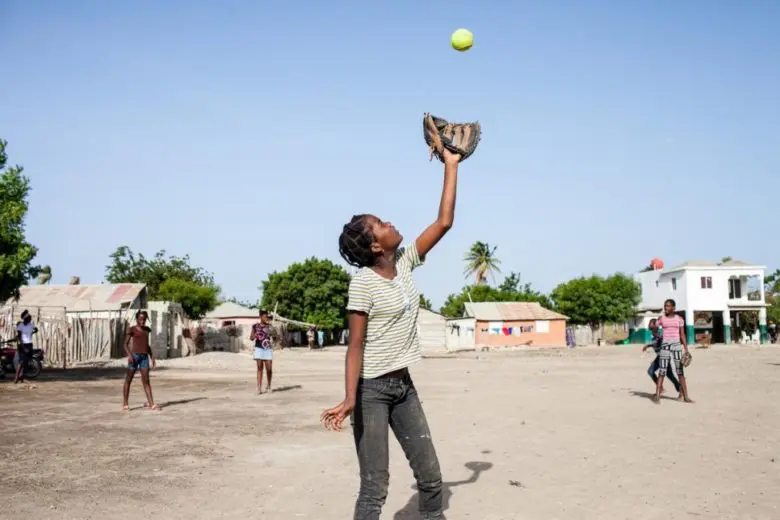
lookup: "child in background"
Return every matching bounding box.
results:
[642,318,680,394]
[122,311,159,411]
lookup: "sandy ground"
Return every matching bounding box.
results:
[1,346,779,520]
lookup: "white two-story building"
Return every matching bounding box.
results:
[631,259,768,345]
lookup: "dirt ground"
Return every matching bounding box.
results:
[1,345,779,520]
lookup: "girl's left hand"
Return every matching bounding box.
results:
[441,148,462,165]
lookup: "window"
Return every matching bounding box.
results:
[671,277,677,290]
[729,278,742,299]
[535,320,550,333]
[746,275,762,301]
[700,276,712,289]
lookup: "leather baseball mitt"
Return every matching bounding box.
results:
[423,113,481,163]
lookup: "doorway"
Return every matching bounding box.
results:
[711,312,724,343]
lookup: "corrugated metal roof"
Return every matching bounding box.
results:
[3,283,146,312]
[463,302,568,321]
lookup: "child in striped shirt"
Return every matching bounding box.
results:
[321,145,462,520]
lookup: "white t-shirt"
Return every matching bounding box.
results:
[16,322,35,344]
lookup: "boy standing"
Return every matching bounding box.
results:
[122,311,159,411]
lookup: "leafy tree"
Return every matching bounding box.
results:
[260,257,351,329]
[550,273,640,328]
[765,269,780,297]
[464,241,501,284]
[105,246,219,318]
[105,246,217,298]
[418,294,433,310]
[0,138,42,302]
[440,273,551,318]
[738,310,759,339]
[158,278,220,319]
[37,265,52,285]
[764,269,780,324]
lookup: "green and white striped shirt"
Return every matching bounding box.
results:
[347,243,424,378]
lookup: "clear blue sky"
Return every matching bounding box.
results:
[3,1,778,308]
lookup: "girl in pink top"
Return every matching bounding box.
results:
[654,299,694,404]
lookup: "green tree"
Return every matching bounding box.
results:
[764,269,780,324]
[158,278,220,319]
[0,139,42,303]
[550,273,640,328]
[105,246,220,318]
[419,294,433,310]
[105,246,217,298]
[440,273,551,318]
[260,257,351,329]
[464,241,501,284]
[36,265,52,285]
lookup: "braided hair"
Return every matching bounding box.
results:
[339,214,377,268]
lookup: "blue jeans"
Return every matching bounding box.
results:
[351,372,443,520]
[648,354,680,392]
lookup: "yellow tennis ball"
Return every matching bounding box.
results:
[451,28,473,52]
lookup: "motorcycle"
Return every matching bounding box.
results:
[0,341,44,380]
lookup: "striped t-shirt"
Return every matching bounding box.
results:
[346,242,424,378]
[657,314,684,343]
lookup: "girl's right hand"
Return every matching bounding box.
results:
[320,399,355,432]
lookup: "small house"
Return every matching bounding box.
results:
[463,302,568,348]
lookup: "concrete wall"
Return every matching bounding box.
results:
[475,319,567,347]
[418,309,446,352]
[142,302,188,359]
[636,270,689,311]
[445,318,476,350]
[684,268,765,312]
[638,266,765,313]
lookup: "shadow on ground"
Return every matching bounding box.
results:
[393,461,494,519]
[628,390,680,402]
[271,384,302,393]
[127,397,208,411]
[0,365,171,383]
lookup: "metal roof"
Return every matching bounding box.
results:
[664,259,763,273]
[204,302,258,319]
[3,284,147,312]
[463,302,568,321]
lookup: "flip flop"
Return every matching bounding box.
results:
[121,405,130,412]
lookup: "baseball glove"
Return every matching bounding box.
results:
[423,113,481,163]
[681,351,692,368]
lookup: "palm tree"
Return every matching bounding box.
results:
[464,241,501,284]
[36,265,52,285]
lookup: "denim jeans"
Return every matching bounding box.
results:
[648,354,680,392]
[351,372,443,520]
